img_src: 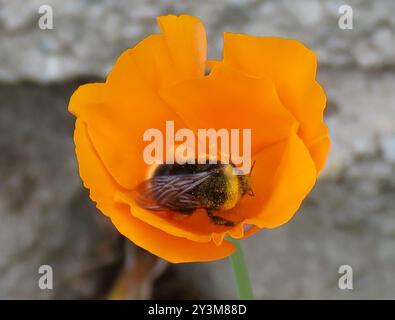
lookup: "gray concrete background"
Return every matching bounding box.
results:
[0,0,394,299]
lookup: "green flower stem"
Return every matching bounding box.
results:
[228,238,254,300]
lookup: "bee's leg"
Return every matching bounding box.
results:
[206,209,234,227]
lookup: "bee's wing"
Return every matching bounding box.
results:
[136,171,213,212]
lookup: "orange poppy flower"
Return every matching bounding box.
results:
[69,14,330,263]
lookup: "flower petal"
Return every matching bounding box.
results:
[245,130,317,228]
[70,53,181,190]
[80,83,186,190]
[159,64,297,156]
[99,202,235,263]
[114,188,256,243]
[108,15,207,92]
[68,83,106,117]
[307,134,331,174]
[157,14,207,80]
[73,118,118,204]
[114,191,214,243]
[220,33,329,171]
[217,127,316,231]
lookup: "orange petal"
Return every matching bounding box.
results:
[157,14,207,80]
[68,83,106,117]
[307,134,331,174]
[159,64,297,156]
[73,118,119,204]
[72,49,185,190]
[220,33,329,171]
[216,134,291,228]
[99,202,235,263]
[114,188,258,243]
[108,15,207,92]
[82,86,186,190]
[114,191,213,243]
[245,130,317,228]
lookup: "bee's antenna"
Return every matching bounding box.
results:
[247,160,256,197]
[249,160,257,177]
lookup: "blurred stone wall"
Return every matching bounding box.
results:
[0,0,394,298]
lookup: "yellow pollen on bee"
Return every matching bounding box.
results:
[221,164,241,210]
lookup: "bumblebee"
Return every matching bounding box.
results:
[136,161,254,226]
